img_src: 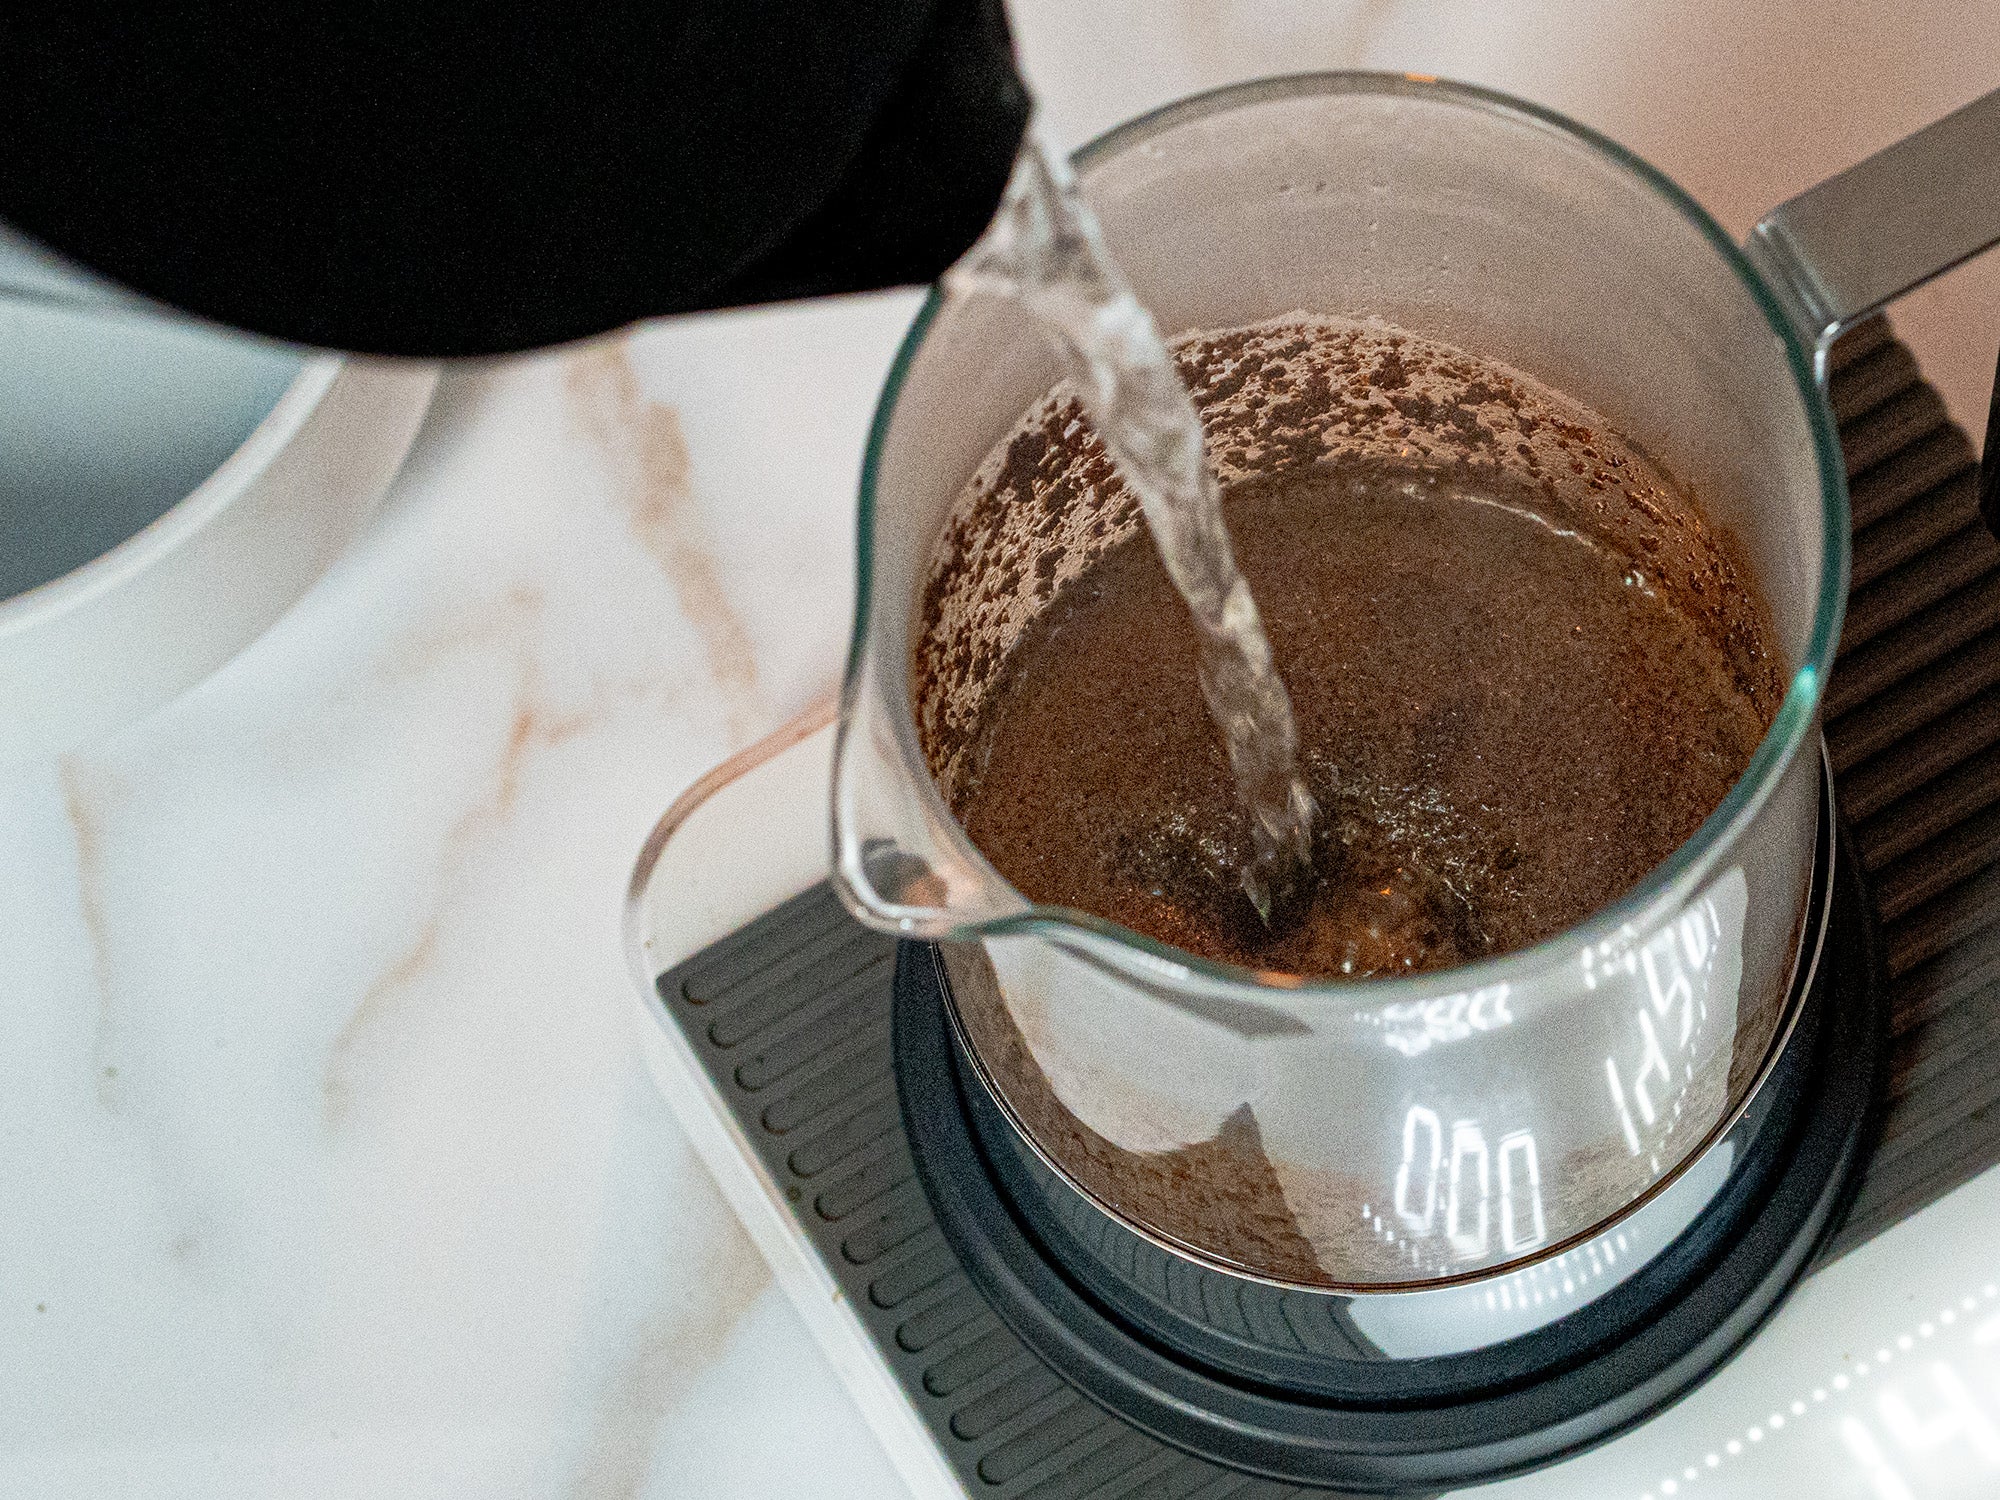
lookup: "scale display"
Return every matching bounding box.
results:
[1484,1165,2000,1500]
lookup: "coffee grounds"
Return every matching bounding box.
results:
[958,455,1776,974]
[925,316,1781,978]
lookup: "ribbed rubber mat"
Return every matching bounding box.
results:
[1822,318,2000,1254]
[663,880,1322,1498]
[651,316,1990,1492]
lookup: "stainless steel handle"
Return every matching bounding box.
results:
[1746,87,2000,379]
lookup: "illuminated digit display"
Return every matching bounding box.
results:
[1390,1106,1545,1267]
[1447,1120,1490,1259]
[1595,877,1743,1180]
[1367,869,1744,1279]
[1498,1129,1546,1254]
[1393,1105,1440,1236]
[1378,985,1514,1058]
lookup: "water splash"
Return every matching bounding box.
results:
[946,130,1319,922]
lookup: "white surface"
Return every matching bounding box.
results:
[2,4,1996,1496]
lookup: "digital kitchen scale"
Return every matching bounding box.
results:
[626,321,2000,1497]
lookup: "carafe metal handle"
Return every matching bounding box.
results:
[1744,87,2000,533]
[1746,87,2000,368]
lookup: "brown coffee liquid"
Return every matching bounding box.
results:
[956,451,1776,977]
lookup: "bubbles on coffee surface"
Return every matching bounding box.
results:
[1108,790,1481,977]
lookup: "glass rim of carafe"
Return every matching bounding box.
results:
[846,69,1849,999]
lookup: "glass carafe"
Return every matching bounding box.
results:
[832,74,1998,1289]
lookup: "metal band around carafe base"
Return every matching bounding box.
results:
[933,751,1840,1361]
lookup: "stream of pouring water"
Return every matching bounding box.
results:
[946,131,1320,923]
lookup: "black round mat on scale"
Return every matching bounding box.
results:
[894,801,1883,1492]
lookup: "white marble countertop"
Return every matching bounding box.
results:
[4,5,1996,1497]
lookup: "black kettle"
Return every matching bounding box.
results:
[0,0,1030,356]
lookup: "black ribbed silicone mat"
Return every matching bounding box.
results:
[1820,318,2000,1253]
[653,318,1990,1496]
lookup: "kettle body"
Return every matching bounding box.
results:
[0,0,1031,354]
